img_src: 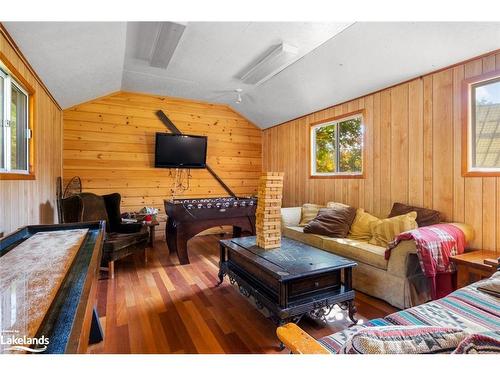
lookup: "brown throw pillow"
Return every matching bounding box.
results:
[303,206,357,238]
[389,202,441,227]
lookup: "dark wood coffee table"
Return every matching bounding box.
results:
[218,236,358,329]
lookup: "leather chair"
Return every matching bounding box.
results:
[61,192,149,278]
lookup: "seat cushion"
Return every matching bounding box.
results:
[282,226,330,249]
[321,237,389,270]
[104,230,149,253]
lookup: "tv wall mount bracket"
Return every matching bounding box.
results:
[155,110,237,198]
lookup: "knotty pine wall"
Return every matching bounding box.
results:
[63,91,262,238]
[0,26,63,236]
[263,50,500,253]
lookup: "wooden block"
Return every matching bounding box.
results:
[257,228,280,235]
[259,183,283,188]
[259,223,281,229]
[258,243,281,250]
[257,199,282,205]
[257,226,280,232]
[256,208,281,214]
[260,172,284,178]
[260,201,282,206]
[257,235,281,242]
[259,186,282,191]
[262,193,281,197]
[256,210,281,215]
[256,212,280,217]
[256,214,281,220]
[261,172,284,177]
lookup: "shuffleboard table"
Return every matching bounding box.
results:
[0,221,105,354]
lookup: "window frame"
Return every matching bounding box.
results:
[0,58,34,180]
[309,110,365,179]
[462,70,500,177]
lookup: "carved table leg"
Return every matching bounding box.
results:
[347,300,358,325]
[216,270,225,286]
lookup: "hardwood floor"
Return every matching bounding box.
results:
[89,234,398,354]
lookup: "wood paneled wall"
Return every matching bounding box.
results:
[0,27,63,236]
[63,91,262,237]
[263,50,500,252]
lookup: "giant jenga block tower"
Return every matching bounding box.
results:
[256,172,284,249]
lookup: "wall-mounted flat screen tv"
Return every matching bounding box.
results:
[155,133,208,169]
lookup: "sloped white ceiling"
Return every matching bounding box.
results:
[4,22,500,127]
[4,22,127,108]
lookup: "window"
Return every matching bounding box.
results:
[310,112,364,177]
[0,67,30,174]
[463,72,500,176]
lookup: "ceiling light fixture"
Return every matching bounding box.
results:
[240,42,298,86]
[150,22,186,69]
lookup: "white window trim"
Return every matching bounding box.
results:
[467,76,500,173]
[310,113,364,177]
[0,67,30,174]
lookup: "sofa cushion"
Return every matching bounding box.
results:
[321,237,389,270]
[369,212,418,247]
[389,202,441,227]
[298,203,323,226]
[282,226,330,249]
[304,206,357,238]
[348,208,381,241]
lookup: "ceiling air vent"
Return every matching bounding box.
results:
[150,22,186,69]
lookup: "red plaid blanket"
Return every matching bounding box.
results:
[385,224,466,299]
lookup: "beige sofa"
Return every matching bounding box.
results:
[281,207,474,309]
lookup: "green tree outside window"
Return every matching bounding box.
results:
[313,116,363,175]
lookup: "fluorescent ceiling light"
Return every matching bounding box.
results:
[240,42,298,85]
[150,22,186,69]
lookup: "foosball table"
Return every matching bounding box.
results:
[164,197,257,264]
